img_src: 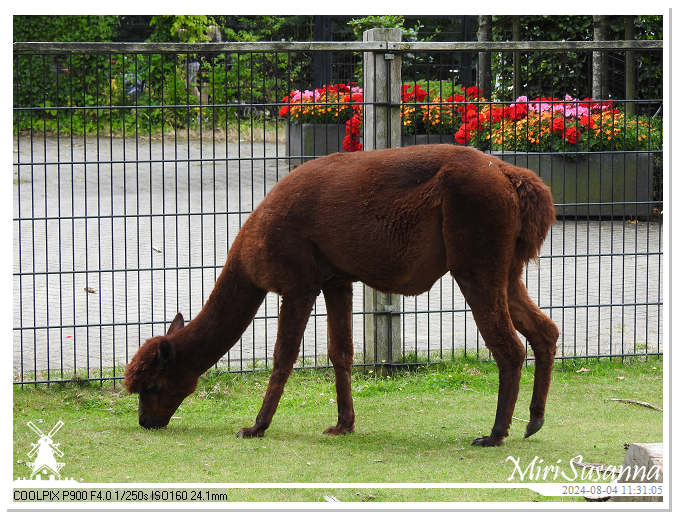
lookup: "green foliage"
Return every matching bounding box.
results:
[492,16,595,100]
[348,15,422,41]
[148,15,216,43]
[13,15,118,42]
[13,15,663,138]
[490,15,662,104]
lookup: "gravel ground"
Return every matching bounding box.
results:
[13,136,663,381]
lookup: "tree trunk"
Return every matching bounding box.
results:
[512,16,521,99]
[477,15,492,99]
[592,15,609,100]
[625,16,636,115]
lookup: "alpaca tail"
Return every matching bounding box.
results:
[502,165,556,265]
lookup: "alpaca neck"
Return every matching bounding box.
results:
[173,256,266,375]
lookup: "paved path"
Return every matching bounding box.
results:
[13,137,663,381]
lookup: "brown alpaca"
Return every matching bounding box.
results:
[124,144,558,446]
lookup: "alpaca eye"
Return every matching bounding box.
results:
[146,384,158,393]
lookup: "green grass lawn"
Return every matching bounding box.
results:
[13,357,663,502]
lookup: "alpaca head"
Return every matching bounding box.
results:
[124,313,198,429]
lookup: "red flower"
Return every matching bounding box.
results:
[579,115,593,128]
[401,83,431,102]
[345,115,362,135]
[464,107,485,126]
[342,135,362,152]
[550,117,566,134]
[564,126,581,144]
[504,104,528,121]
[350,92,363,109]
[416,84,431,102]
[512,103,528,120]
[454,123,475,145]
[279,96,291,117]
[582,97,614,113]
[462,85,482,99]
[490,106,504,123]
[400,85,414,102]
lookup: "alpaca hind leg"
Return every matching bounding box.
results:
[454,272,526,447]
[322,281,355,435]
[508,273,559,438]
[237,291,318,438]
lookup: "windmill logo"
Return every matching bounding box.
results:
[22,420,72,481]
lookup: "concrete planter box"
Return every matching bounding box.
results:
[285,127,654,218]
[286,129,455,165]
[401,134,455,146]
[286,128,456,165]
[491,151,654,218]
[286,123,346,166]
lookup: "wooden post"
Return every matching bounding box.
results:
[362,28,402,370]
[625,16,637,116]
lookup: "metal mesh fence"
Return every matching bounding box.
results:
[13,41,663,385]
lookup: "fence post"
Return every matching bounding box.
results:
[362,28,402,370]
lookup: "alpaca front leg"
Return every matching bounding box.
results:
[237,292,317,438]
[322,282,355,435]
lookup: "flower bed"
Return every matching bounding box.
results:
[280,86,662,215]
[281,83,660,154]
[280,83,364,156]
[453,94,662,154]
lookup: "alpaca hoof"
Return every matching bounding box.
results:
[472,435,503,447]
[323,424,354,435]
[236,427,265,438]
[524,418,545,438]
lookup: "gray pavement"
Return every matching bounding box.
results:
[13,136,663,381]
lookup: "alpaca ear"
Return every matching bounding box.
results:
[157,339,176,366]
[167,313,185,335]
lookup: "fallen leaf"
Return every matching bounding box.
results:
[152,246,163,253]
[576,367,590,373]
[84,287,96,294]
[616,376,625,381]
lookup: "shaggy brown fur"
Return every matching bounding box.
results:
[124,144,558,446]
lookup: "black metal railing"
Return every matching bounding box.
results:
[13,40,663,385]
